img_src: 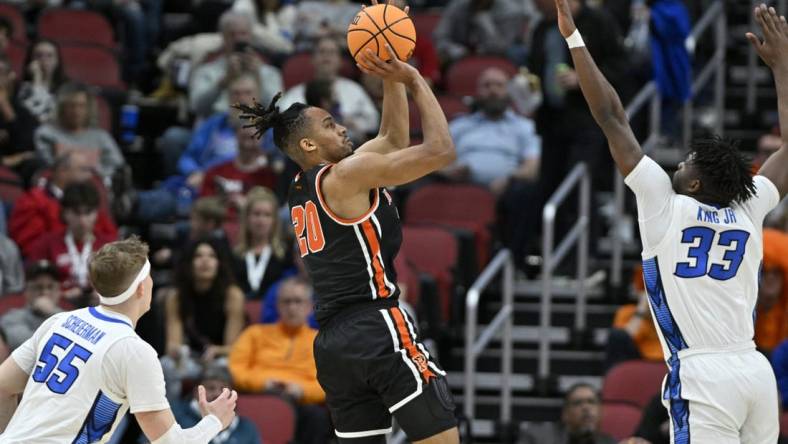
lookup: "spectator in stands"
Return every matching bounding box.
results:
[442,67,540,192]
[0,260,61,350]
[772,338,788,409]
[433,0,525,63]
[605,291,662,370]
[292,0,359,49]
[177,73,274,189]
[2,40,66,185]
[200,126,279,212]
[755,228,788,354]
[231,0,296,55]
[0,55,28,175]
[171,364,262,443]
[279,36,379,142]
[161,237,245,399]
[28,182,116,305]
[520,383,646,444]
[233,187,293,300]
[9,151,118,257]
[529,0,627,220]
[0,233,24,296]
[754,130,782,172]
[441,67,540,266]
[229,276,330,444]
[189,10,282,118]
[34,82,125,180]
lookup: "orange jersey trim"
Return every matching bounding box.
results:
[315,164,380,226]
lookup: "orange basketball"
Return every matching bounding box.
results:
[347,4,416,65]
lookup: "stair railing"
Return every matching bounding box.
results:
[537,162,590,384]
[463,249,514,427]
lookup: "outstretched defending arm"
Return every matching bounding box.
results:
[554,0,643,177]
[749,4,788,200]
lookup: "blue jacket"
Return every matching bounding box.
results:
[650,0,692,101]
[772,339,788,409]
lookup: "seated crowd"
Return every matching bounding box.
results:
[0,0,784,443]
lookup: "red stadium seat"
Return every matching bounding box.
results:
[0,3,27,45]
[401,225,458,322]
[0,166,24,206]
[236,394,296,444]
[780,411,788,437]
[602,360,666,409]
[60,45,124,90]
[38,8,115,49]
[6,41,25,76]
[405,183,496,269]
[445,56,517,97]
[0,293,26,314]
[409,95,468,135]
[394,252,420,307]
[281,52,357,90]
[599,402,642,440]
[411,11,442,38]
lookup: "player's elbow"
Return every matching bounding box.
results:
[428,137,456,168]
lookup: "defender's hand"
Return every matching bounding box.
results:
[746,4,788,70]
[554,0,577,38]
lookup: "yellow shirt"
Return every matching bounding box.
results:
[228,323,325,404]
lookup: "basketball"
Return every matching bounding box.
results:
[347,4,416,65]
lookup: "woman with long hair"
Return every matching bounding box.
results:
[18,39,67,125]
[161,237,245,399]
[234,186,294,300]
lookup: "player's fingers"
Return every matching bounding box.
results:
[364,48,391,70]
[197,385,208,409]
[746,32,763,51]
[404,5,410,14]
[384,43,398,62]
[763,5,779,35]
[229,390,238,404]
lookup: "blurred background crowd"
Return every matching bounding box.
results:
[0,0,786,443]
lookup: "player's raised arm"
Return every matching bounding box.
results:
[355,2,410,155]
[328,46,455,192]
[748,4,788,200]
[554,0,643,176]
[0,357,27,432]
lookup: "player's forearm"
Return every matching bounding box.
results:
[0,393,18,433]
[570,46,629,131]
[773,64,788,148]
[378,80,409,149]
[409,76,455,163]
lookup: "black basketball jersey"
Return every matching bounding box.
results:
[288,163,402,323]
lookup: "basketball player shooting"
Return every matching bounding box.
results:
[554,0,788,442]
[234,2,459,442]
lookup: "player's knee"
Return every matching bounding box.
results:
[393,377,458,441]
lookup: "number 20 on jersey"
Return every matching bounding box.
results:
[292,201,326,257]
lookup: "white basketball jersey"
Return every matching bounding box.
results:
[625,156,781,360]
[1,306,156,443]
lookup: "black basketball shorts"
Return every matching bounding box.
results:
[314,300,458,442]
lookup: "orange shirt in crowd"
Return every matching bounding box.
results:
[228,323,325,404]
[755,229,788,351]
[613,303,664,361]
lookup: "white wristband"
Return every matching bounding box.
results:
[565,29,585,49]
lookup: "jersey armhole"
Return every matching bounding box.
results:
[315,164,380,226]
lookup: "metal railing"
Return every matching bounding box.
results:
[610,1,726,288]
[463,249,514,425]
[538,163,590,382]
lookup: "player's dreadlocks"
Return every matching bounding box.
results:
[688,135,756,206]
[233,92,310,155]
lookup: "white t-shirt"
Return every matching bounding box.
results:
[625,156,780,359]
[1,306,169,443]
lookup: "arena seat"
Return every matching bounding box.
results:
[0,293,26,314]
[405,183,496,271]
[411,11,442,39]
[445,56,517,97]
[60,45,124,90]
[7,41,25,76]
[0,166,24,206]
[236,394,296,444]
[602,360,666,409]
[38,9,115,49]
[599,402,643,440]
[281,52,357,90]
[409,94,468,135]
[401,225,458,323]
[0,4,27,45]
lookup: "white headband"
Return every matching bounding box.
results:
[98,259,151,306]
